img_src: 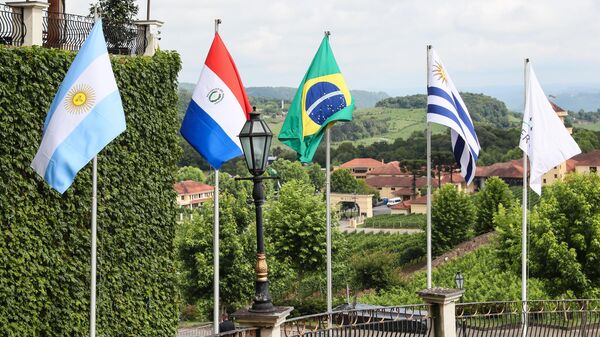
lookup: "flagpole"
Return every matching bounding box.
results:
[90,156,98,337]
[426,45,432,289]
[213,18,222,335]
[326,125,333,329]
[521,58,530,336]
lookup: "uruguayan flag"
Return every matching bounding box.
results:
[427,47,480,184]
[31,20,125,193]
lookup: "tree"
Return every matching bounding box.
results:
[474,176,513,235]
[306,163,325,192]
[331,169,359,193]
[432,184,476,256]
[266,180,332,271]
[90,0,139,50]
[269,159,310,185]
[176,166,206,182]
[495,173,600,297]
[572,128,600,153]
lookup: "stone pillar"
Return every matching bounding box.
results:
[418,288,464,337]
[233,306,293,337]
[134,20,163,56]
[6,1,49,46]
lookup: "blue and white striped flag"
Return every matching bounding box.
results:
[427,48,480,184]
[31,20,126,193]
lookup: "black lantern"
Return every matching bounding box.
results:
[455,271,464,289]
[237,107,275,312]
[239,108,273,176]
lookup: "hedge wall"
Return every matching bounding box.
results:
[0,46,182,336]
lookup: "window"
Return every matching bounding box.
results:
[554,174,558,178]
[391,187,396,191]
[543,179,547,184]
[591,167,597,173]
[181,196,184,200]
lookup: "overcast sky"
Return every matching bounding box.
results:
[69,0,600,95]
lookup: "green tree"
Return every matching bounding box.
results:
[573,128,600,153]
[432,184,476,256]
[90,0,139,50]
[331,169,359,193]
[474,176,513,235]
[306,163,325,192]
[495,173,600,297]
[266,180,331,271]
[176,166,206,182]
[269,159,310,185]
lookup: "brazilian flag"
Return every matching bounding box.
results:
[278,35,354,162]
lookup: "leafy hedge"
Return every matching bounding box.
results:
[363,214,425,229]
[0,46,181,336]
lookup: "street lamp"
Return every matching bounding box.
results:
[238,108,275,312]
[455,271,464,289]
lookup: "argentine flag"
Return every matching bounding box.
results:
[31,20,126,193]
[427,47,480,184]
[180,32,251,169]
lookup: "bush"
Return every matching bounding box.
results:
[0,46,181,336]
[432,185,476,256]
[363,214,425,229]
[351,251,398,290]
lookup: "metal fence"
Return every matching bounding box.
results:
[283,305,433,337]
[0,3,25,46]
[177,326,260,337]
[42,10,146,55]
[456,299,600,337]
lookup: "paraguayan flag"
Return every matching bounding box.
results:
[427,47,480,184]
[31,20,126,193]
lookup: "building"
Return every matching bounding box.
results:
[474,159,525,190]
[571,150,600,175]
[390,195,428,215]
[337,158,385,179]
[174,180,215,208]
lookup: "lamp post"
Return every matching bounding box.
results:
[455,271,464,290]
[238,108,275,313]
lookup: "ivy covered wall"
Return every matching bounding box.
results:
[0,46,182,336]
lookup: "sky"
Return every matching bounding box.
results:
[69,0,600,96]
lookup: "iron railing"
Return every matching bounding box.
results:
[177,326,260,337]
[0,4,25,46]
[42,10,146,55]
[456,299,600,337]
[283,305,432,337]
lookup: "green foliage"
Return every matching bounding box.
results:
[495,173,600,297]
[306,163,325,192]
[572,128,600,152]
[474,177,513,235]
[265,180,330,271]
[176,166,206,182]
[363,214,425,229]
[351,251,397,290]
[0,46,181,336]
[269,159,311,186]
[90,0,139,50]
[432,185,476,256]
[331,169,359,193]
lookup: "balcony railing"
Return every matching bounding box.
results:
[0,3,25,46]
[42,10,147,55]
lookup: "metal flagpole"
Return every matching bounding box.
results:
[521,58,530,336]
[426,45,432,289]
[326,127,332,328]
[213,19,222,335]
[90,156,98,337]
[213,169,220,334]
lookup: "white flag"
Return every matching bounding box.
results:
[519,62,581,195]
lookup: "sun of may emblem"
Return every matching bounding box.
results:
[65,84,96,114]
[432,61,448,85]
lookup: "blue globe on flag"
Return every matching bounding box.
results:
[304,81,347,125]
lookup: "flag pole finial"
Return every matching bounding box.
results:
[324,30,331,37]
[215,19,222,33]
[525,58,530,63]
[427,44,432,50]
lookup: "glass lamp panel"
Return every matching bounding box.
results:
[252,121,266,133]
[261,135,273,170]
[252,135,267,172]
[240,135,253,172]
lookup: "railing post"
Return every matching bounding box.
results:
[418,288,464,337]
[233,306,293,337]
[134,19,162,56]
[6,1,48,46]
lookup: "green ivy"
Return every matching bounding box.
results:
[0,45,181,336]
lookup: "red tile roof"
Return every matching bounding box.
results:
[389,195,428,209]
[571,150,600,166]
[475,159,524,178]
[366,176,413,188]
[174,180,214,195]
[367,161,403,176]
[340,158,384,169]
[549,100,565,113]
[392,187,415,197]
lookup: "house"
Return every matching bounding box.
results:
[337,158,385,179]
[571,150,600,175]
[174,180,215,208]
[390,195,428,215]
[474,159,525,190]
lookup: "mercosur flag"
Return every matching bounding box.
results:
[31,20,126,193]
[278,35,354,163]
[519,61,581,195]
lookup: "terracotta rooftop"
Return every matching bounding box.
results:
[368,161,403,176]
[475,159,524,178]
[366,176,413,188]
[549,100,565,113]
[174,180,214,195]
[340,158,384,169]
[571,150,600,166]
[392,187,415,197]
[390,195,428,210]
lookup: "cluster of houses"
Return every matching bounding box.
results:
[174,103,600,215]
